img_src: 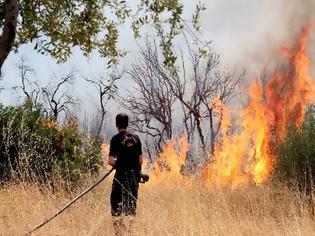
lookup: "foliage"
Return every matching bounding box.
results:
[8,0,208,68]
[0,99,103,185]
[275,105,315,191]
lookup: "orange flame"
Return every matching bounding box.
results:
[42,119,58,129]
[102,26,315,189]
[204,25,315,188]
[150,137,192,187]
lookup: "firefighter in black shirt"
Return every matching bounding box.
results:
[108,113,143,232]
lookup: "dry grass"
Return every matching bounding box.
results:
[1,176,315,236]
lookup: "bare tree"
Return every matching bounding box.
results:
[84,70,121,136]
[201,69,244,153]
[177,53,243,154]
[134,44,209,152]
[133,41,242,158]
[122,43,176,153]
[42,70,79,121]
[12,58,41,106]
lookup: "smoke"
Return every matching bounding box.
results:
[199,0,315,73]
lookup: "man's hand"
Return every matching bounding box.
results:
[139,173,149,183]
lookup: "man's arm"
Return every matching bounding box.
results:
[139,155,143,169]
[108,155,116,168]
[137,136,143,170]
[108,136,118,168]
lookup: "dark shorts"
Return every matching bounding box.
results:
[110,170,140,217]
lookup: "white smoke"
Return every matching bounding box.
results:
[198,0,315,74]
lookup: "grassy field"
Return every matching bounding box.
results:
[1,174,315,236]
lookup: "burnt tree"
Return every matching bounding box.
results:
[84,70,120,136]
[136,41,242,157]
[42,70,79,121]
[122,43,176,153]
[12,58,41,106]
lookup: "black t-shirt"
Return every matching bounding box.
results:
[109,131,142,173]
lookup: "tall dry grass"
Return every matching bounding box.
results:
[1,174,315,236]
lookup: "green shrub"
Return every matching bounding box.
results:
[275,105,315,191]
[0,99,103,186]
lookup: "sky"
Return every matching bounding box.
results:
[0,0,314,119]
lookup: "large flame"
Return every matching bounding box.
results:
[102,26,315,189]
[204,25,315,188]
[150,137,192,187]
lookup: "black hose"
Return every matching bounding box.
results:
[23,167,114,236]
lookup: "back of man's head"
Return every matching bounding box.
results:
[116,113,129,129]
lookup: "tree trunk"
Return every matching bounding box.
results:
[209,108,215,154]
[97,112,105,136]
[195,115,205,152]
[0,0,18,75]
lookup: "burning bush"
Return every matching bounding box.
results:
[0,99,102,186]
[145,25,315,189]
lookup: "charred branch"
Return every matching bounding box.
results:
[13,58,41,106]
[122,42,176,153]
[84,70,121,136]
[42,70,79,121]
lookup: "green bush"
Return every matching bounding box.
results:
[276,105,315,191]
[0,99,103,186]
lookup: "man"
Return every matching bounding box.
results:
[108,113,143,231]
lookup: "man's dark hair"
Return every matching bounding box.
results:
[116,113,129,129]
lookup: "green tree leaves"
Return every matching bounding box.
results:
[276,106,315,191]
[0,100,102,185]
[8,0,206,68]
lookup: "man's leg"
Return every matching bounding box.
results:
[122,171,139,216]
[111,180,126,235]
[126,183,139,216]
[118,172,139,234]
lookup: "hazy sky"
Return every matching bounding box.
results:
[0,0,314,111]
